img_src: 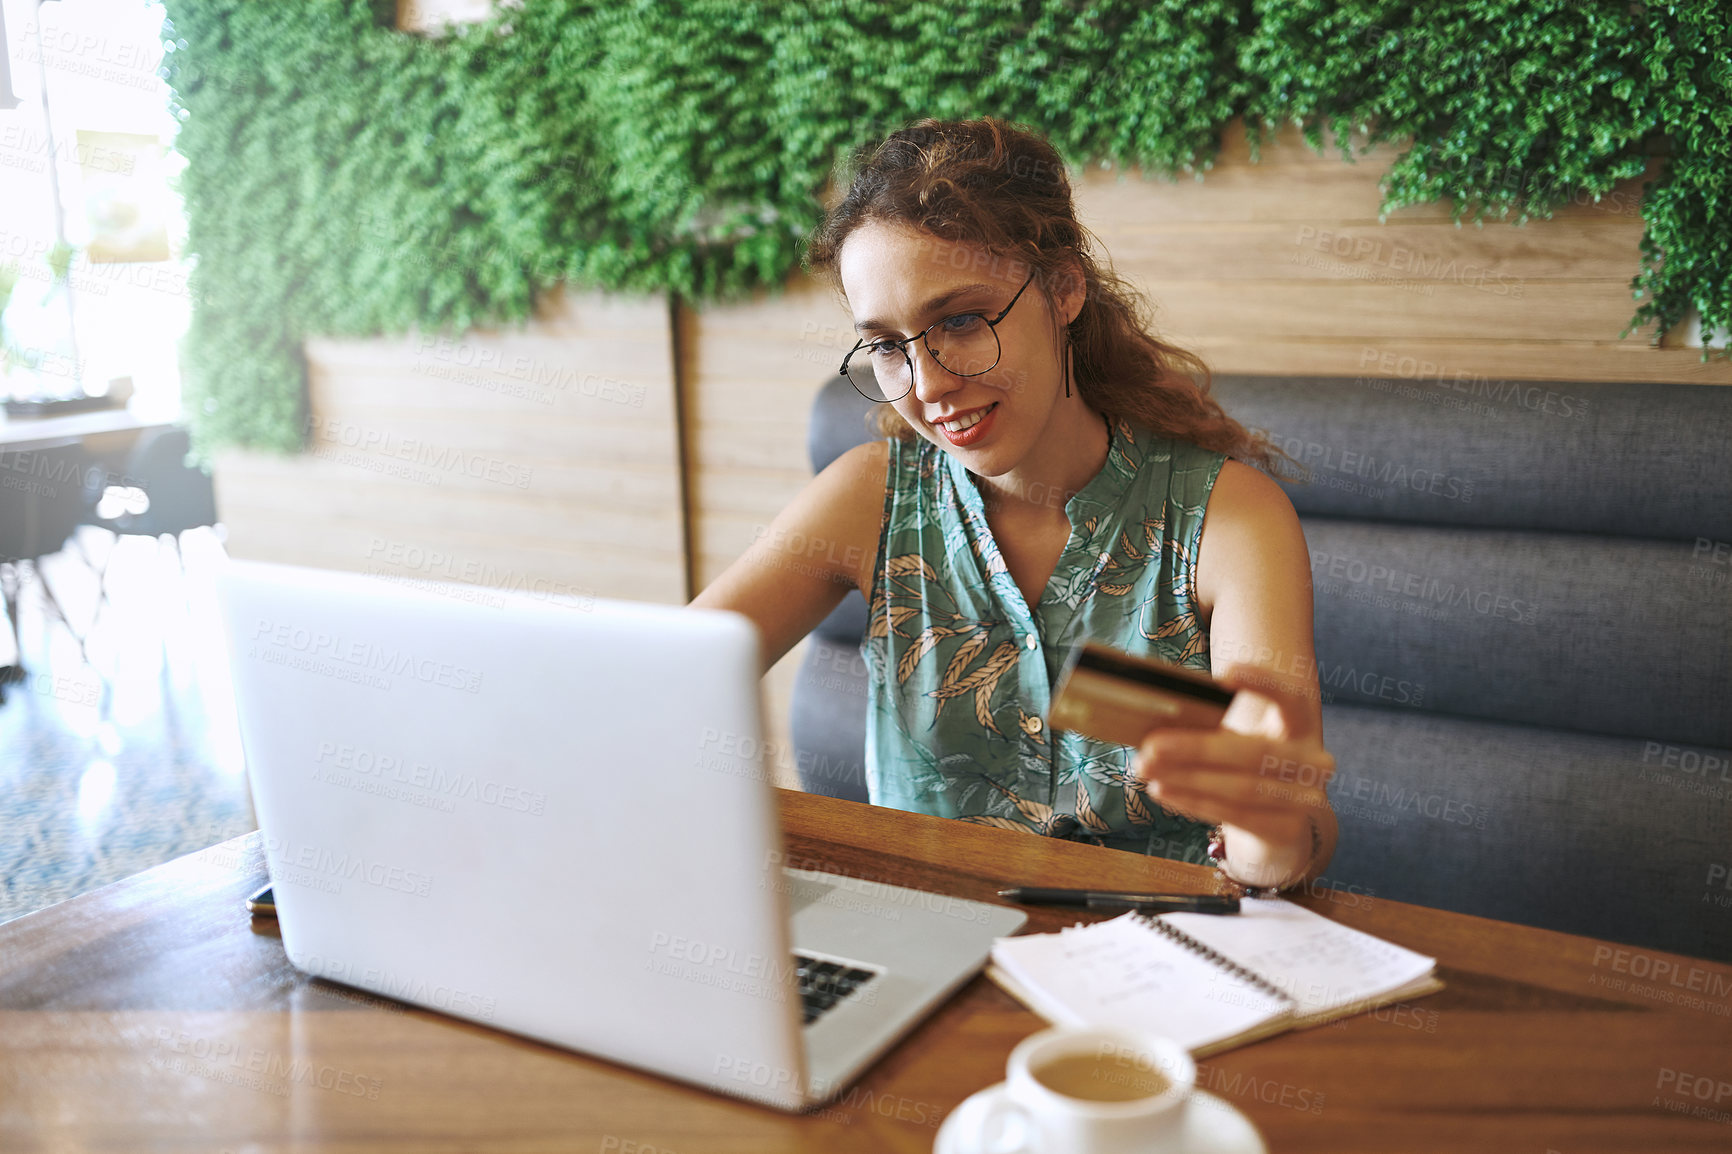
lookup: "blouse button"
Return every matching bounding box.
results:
[1028,716,1044,735]
[1025,633,1037,650]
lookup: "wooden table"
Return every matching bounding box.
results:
[4,790,1730,1152]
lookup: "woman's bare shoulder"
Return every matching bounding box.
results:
[1195,459,1309,618]
[824,438,890,493]
[1208,459,1299,524]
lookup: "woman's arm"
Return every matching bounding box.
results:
[1134,460,1340,890]
[689,440,889,676]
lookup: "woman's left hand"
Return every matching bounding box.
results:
[1130,663,1337,890]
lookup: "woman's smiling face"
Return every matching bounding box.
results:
[837,220,1074,478]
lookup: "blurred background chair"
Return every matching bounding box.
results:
[0,424,220,704]
[0,439,100,701]
[85,425,219,588]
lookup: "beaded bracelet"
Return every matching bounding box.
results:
[1207,813,1322,898]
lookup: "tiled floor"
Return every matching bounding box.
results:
[0,526,255,925]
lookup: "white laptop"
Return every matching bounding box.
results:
[215,559,1025,1110]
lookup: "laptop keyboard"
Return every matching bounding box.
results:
[793,951,878,1025]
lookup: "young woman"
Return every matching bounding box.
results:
[693,118,1337,895]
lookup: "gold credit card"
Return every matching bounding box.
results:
[1048,642,1235,747]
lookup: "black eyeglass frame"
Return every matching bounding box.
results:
[838,269,1039,403]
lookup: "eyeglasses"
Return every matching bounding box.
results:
[839,270,1037,403]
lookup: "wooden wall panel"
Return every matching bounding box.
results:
[397,0,492,34]
[678,284,859,788]
[214,286,686,607]
[679,284,859,593]
[1078,124,1732,386]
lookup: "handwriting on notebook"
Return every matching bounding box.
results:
[1160,899,1436,1017]
[989,900,1442,1056]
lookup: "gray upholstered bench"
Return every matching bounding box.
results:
[789,373,1732,963]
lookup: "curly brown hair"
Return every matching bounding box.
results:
[806,117,1292,476]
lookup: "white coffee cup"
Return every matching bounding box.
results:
[946,1026,1196,1154]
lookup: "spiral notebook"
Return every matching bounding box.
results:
[987,898,1443,1056]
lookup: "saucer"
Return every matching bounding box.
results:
[933,1082,1266,1154]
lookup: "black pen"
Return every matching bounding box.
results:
[998,887,1241,914]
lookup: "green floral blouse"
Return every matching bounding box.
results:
[861,416,1228,861]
